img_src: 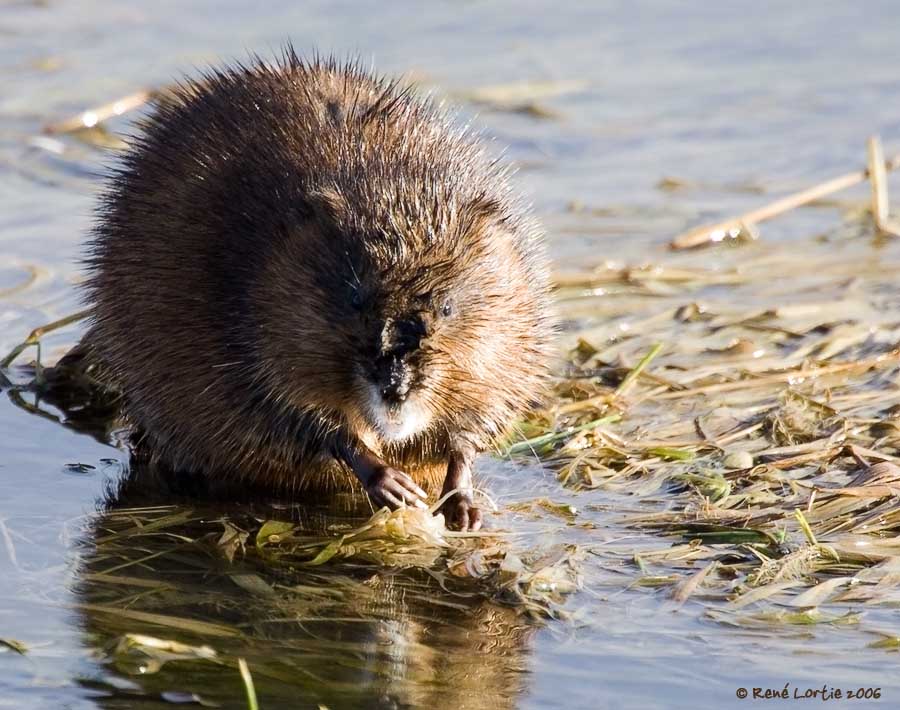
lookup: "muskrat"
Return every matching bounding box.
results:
[81,50,554,530]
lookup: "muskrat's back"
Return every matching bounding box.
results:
[85,50,554,529]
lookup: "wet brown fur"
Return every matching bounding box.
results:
[83,49,554,497]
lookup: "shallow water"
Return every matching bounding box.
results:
[4,1,900,708]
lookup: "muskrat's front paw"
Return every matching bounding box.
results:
[365,466,429,510]
[440,493,482,531]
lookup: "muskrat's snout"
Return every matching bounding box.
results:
[371,313,428,404]
[357,311,436,442]
[373,354,413,403]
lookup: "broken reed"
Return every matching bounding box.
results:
[670,135,900,249]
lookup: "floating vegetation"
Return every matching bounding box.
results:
[453,79,586,119]
[257,505,453,568]
[498,183,900,628]
[0,638,28,655]
[670,135,900,248]
[238,658,260,710]
[43,89,155,135]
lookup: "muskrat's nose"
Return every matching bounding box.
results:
[382,315,426,360]
[374,355,411,404]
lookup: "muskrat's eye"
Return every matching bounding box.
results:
[350,290,364,311]
[441,301,453,317]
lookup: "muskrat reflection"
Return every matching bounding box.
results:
[72,461,535,710]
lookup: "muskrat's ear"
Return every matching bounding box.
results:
[461,194,505,232]
[465,194,503,222]
[307,187,350,226]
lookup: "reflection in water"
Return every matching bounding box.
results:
[71,461,536,709]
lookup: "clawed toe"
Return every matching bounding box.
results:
[440,493,482,531]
